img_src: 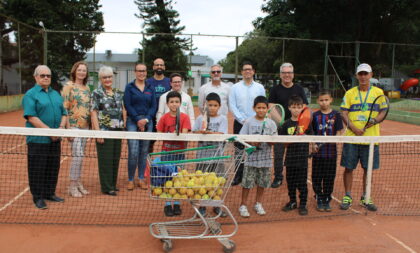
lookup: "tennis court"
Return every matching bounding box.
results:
[0,110,419,252]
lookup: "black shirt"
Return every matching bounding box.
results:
[268,84,308,120]
[280,119,313,168]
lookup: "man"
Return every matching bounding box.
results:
[147,58,171,152]
[340,63,387,212]
[229,61,266,185]
[22,65,67,209]
[198,64,231,117]
[268,62,308,188]
[157,73,195,126]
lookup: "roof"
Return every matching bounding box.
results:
[85,52,138,63]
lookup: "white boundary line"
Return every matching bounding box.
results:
[385,233,417,253]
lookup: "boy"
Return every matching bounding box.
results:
[156,90,191,217]
[238,96,277,217]
[193,92,228,217]
[281,95,313,216]
[311,91,343,212]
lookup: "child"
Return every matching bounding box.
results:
[156,90,191,217]
[281,95,313,216]
[311,90,343,212]
[193,92,228,217]
[238,96,277,217]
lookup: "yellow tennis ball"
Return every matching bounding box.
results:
[165,180,173,188]
[153,187,163,196]
[169,188,177,196]
[198,187,207,196]
[186,189,194,197]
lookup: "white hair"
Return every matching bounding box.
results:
[210,64,223,71]
[33,65,51,76]
[280,62,294,72]
[98,66,114,78]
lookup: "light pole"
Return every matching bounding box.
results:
[39,21,47,65]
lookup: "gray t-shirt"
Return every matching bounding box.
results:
[240,116,277,168]
[193,115,228,160]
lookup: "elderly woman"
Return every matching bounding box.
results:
[90,66,126,196]
[124,63,156,190]
[62,61,91,197]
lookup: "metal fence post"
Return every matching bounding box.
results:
[323,40,328,90]
[235,36,238,83]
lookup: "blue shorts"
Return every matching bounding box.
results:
[340,143,380,170]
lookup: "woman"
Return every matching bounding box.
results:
[62,61,91,198]
[124,63,156,190]
[90,66,126,196]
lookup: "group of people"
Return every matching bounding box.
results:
[23,59,385,219]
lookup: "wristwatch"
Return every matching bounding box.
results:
[144,118,149,123]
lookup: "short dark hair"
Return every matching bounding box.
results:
[169,73,182,82]
[288,95,304,106]
[134,62,146,70]
[317,90,332,98]
[166,91,182,103]
[253,96,268,107]
[205,92,221,105]
[241,61,254,70]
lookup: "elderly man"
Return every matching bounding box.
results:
[22,65,67,209]
[339,63,387,212]
[229,61,266,186]
[268,62,308,188]
[198,64,230,117]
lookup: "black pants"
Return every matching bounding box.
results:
[27,141,61,201]
[273,143,285,181]
[286,166,308,206]
[312,157,337,202]
[233,120,244,183]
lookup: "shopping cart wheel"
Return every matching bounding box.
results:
[222,240,236,253]
[162,240,172,252]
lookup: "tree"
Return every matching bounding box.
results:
[135,0,191,75]
[0,0,104,92]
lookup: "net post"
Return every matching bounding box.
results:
[365,142,375,206]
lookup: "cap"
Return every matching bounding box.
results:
[356,63,372,74]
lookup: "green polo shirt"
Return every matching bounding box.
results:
[23,84,67,144]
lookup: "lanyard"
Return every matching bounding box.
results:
[358,86,371,111]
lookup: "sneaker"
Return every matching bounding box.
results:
[360,197,378,212]
[271,178,282,188]
[316,196,324,212]
[198,206,207,216]
[239,205,250,218]
[164,205,174,217]
[127,181,134,191]
[282,201,297,212]
[324,201,332,212]
[254,202,266,216]
[298,205,308,216]
[213,207,227,218]
[137,179,147,190]
[69,184,82,198]
[340,195,353,210]
[173,204,182,215]
[76,181,89,195]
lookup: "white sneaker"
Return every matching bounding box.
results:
[239,205,250,218]
[254,202,266,216]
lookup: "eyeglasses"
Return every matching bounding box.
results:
[135,70,147,73]
[211,70,221,74]
[242,68,253,72]
[171,81,182,84]
[39,74,51,78]
[154,64,164,67]
[281,72,294,75]
[101,75,113,79]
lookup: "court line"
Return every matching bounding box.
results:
[0,156,68,212]
[385,233,417,253]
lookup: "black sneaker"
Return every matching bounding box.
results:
[173,204,182,215]
[316,196,324,212]
[164,205,174,217]
[231,178,241,186]
[213,207,227,218]
[298,205,308,216]
[198,206,207,216]
[282,201,297,212]
[271,179,282,188]
[324,201,332,212]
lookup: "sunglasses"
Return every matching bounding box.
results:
[211,70,221,74]
[39,74,51,78]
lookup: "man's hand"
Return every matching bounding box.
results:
[351,125,365,136]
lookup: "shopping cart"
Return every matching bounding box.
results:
[147,137,255,253]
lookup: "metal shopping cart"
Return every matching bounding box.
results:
[147,137,255,253]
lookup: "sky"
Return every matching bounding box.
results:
[93,0,266,63]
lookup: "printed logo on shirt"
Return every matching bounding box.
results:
[155,86,166,93]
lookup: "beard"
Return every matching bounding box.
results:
[154,69,164,75]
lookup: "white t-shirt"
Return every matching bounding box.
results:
[156,90,195,126]
[198,82,231,116]
[193,115,228,160]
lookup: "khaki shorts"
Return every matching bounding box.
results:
[241,166,271,189]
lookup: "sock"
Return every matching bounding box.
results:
[165,201,171,206]
[174,201,180,205]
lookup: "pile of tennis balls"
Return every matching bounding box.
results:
[152,170,227,200]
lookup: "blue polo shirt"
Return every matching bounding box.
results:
[22,84,67,144]
[124,80,157,123]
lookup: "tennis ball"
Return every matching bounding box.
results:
[196,177,205,185]
[174,181,182,188]
[213,195,221,201]
[207,190,215,197]
[165,180,173,188]
[202,194,210,200]
[198,187,207,196]
[187,179,195,188]
[193,194,201,200]
[218,177,226,185]
[180,194,188,199]
[181,169,189,176]
[179,187,187,195]
[173,193,181,199]
[166,194,173,199]
[195,170,203,175]
[169,188,177,196]
[209,172,217,178]
[159,193,167,199]
[153,187,163,196]
[216,189,223,196]
[186,189,194,197]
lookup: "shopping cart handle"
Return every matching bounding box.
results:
[226,136,256,154]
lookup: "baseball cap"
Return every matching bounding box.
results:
[356,63,372,74]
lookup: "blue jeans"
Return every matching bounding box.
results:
[127,117,153,181]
